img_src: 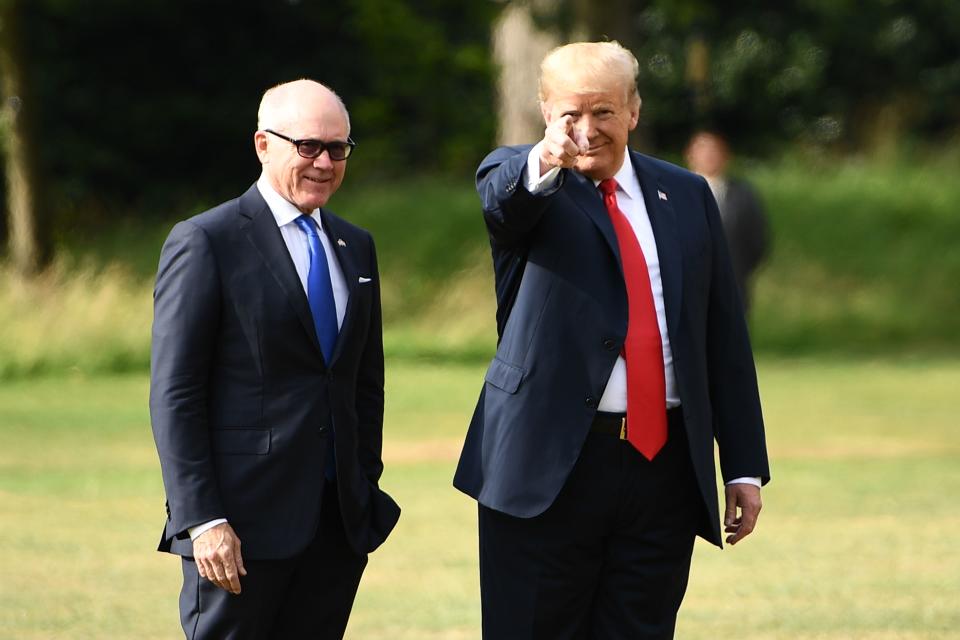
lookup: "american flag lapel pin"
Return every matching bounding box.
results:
[658,190,668,201]
[337,239,347,247]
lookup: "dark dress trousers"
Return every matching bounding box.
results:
[454,146,770,637]
[150,184,399,635]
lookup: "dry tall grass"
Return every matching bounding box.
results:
[0,262,152,377]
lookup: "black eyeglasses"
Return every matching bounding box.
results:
[264,129,356,160]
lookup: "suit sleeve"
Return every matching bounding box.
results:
[354,234,386,484]
[701,180,771,485]
[740,181,770,272]
[478,145,565,247]
[150,221,225,540]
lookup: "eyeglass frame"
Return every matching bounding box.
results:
[263,129,357,161]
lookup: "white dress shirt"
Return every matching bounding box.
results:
[256,173,349,329]
[187,174,351,541]
[526,145,759,488]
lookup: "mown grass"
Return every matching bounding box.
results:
[0,359,958,638]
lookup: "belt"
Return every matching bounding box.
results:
[591,408,682,439]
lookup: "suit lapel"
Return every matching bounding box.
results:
[631,152,683,339]
[565,169,623,268]
[237,185,326,360]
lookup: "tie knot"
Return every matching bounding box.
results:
[598,178,618,197]
[294,214,319,237]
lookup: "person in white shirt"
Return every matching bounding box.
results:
[685,131,770,315]
[454,41,770,639]
[150,79,399,639]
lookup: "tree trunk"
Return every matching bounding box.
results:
[0,0,47,275]
[492,1,561,146]
[492,0,639,147]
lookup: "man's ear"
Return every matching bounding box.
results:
[540,100,553,126]
[254,131,269,163]
[628,97,641,131]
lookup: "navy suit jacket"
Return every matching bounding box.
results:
[454,146,770,546]
[151,183,399,559]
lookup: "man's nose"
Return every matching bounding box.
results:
[575,117,595,140]
[313,150,334,169]
[574,119,594,146]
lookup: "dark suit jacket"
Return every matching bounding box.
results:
[151,183,399,559]
[453,146,770,546]
[718,178,769,312]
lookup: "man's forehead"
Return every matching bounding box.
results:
[279,106,347,133]
[548,89,624,107]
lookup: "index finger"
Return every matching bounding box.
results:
[553,113,575,133]
[739,502,760,534]
[223,559,242,594]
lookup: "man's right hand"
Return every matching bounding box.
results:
[192,522,247,594]
[539,114,589,175]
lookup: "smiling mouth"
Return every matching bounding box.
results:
[304,176,329,185]
[578,145,605,157]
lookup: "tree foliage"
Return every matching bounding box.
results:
[522,0,960,153]
[2,0,958,224]
[8,0,499,215]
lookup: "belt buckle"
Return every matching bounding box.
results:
[619,416,627,440]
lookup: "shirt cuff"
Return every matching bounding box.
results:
[526,142,561,193]
[188,518,228,540]
[725,477,762,488]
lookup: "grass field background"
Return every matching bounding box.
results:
[2,153,959,637]
[1,358,958,639]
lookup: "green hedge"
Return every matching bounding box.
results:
[4,154,958,378]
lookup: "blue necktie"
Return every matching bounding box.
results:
[295,214,339,480]
[294,214,339,364]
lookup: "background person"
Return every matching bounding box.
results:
[454,42,770,639]
[685,130,770,314]
[150,79,399,639]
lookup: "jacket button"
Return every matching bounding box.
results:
[318,426,328,435]
[585,396,597,408]
[602,338,616,350]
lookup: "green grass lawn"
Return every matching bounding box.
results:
[1,359,958,638]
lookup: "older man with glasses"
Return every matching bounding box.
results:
[150,79,399,639]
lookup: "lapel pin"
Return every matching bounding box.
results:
[658,190,668,201]
[337,239,347,247]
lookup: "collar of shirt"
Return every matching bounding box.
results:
[592,148,643,204]
[256,172,324,231]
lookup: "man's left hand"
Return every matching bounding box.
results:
[724,483,762,545]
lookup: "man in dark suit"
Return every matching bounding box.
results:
[685,131,770,314]
[454,42,770,639]
[150,79,399,638]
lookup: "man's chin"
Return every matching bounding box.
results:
[576,159,614,181]
[295,193,330,212]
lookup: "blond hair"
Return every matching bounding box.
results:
[539,41,640,107]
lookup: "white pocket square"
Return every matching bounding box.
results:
[358,276,372,284]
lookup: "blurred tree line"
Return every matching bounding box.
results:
[497,0,960,153]
[0,0,500,272]
[2,0,958,273]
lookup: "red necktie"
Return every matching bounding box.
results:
[598,178,667,460]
